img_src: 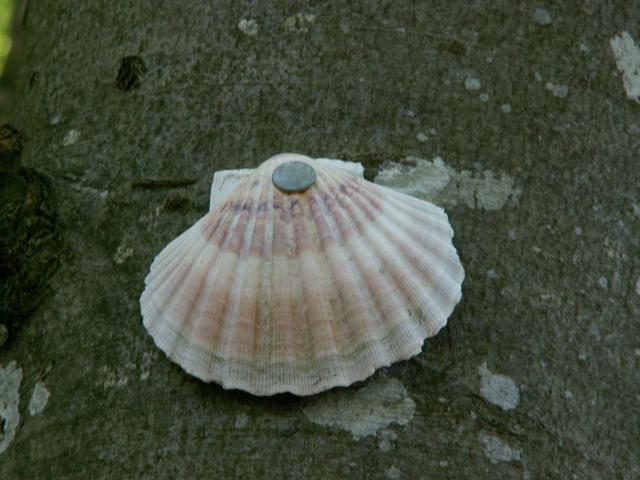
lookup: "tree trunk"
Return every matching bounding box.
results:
[1,2,638,478]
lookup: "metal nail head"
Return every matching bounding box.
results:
[272,161,316,193]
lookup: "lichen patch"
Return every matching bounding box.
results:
[478,432,522,464]
[385,466,402,479]
[62,129,80,147]
[302,376,415,439]
[238,18,259,37]
[378,429,398,451]
[610,32,640,103]
[545,81,569,98]
[532,7,552,26]
[374,157,521,210]
[98,365,130,388]
[98,351,157,388]
[113,240,134,264]
[478,362,520,411]
[284,13,317,33]
[464,76,481,91]
[28,380,50,416]
[0,361,23,455]
[234,413,249,429]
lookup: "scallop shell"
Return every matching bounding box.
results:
[140,153,464,396]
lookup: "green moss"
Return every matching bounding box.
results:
[0,0,14,75]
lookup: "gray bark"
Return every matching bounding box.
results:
[1,1,639,478]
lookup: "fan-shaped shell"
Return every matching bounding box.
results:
[140,153,464,395]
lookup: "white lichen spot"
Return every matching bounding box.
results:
[379,439,392,451]
[610,32,640,103]
[234,413,250,429]
[545,81,569,98]
[533,7,552,25]
[478,362,520,411]
[479,92,490,102]
[104,371,128,388]
[416,132,429,143]
[486,268,498,280]
[598,276,609,289]
[49,113,63,125]
[97,365,129,389]
[575,226,582,236]
[62,129,80,147]
[534,71,543,82]
[139,351,156,381]
[479,432,522,464]
[238,18,259,36]
[339,17,350,34]
[0,361,22,455]
[302,376,415,439]
[564,390,573,400]
[378,429,398,451]
[374,157,521,210]
[464,76,481,91]
[635,276,640,296]
[113,241,134,264]
[501,103,512,113]
[439,460,449,468]
[375,157,449,200]
[284,12,317,33]
[579,43,589,53]
[28,381,50,416]
[385,466,402,480]
[634,348,640,357]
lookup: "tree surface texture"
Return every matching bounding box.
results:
[1,2,638,479]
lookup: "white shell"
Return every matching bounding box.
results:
[141,153,464,395]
